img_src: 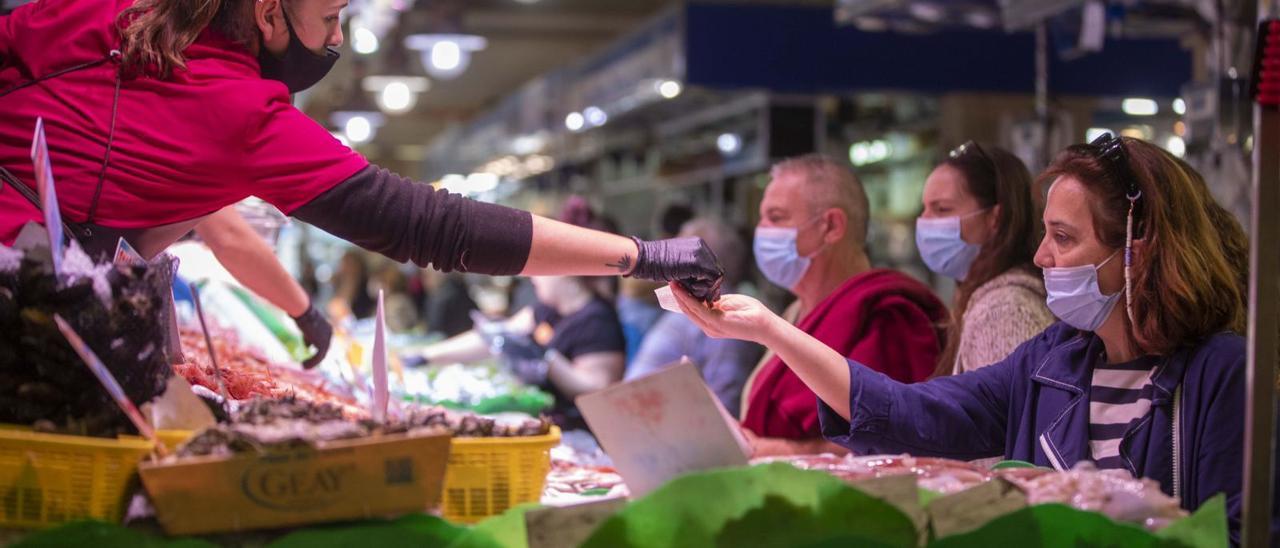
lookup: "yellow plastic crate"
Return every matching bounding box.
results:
[442,427,560,523]
[155,430,194,453]
[0,427,154,529]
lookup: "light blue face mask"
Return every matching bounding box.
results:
[1043,251,1122,331]
[915,209,988,280]
[754,217,825,291]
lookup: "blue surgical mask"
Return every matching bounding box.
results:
[1043,251,1121,331]
[915,209,987,280]
[754,217,825,290]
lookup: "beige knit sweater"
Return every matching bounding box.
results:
[954,269,1056,374]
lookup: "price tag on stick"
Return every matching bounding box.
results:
[54,315,159,444]
[30,118,63,275]
[189,282,231,405]
[371,289,389,422]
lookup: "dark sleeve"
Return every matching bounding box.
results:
[291,165,533,275]
[1186,344,1248,544]
[817,349,1016,461]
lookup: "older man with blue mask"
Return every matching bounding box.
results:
[739,154,948,457]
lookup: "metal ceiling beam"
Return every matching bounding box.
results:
[1000,0,1086,31]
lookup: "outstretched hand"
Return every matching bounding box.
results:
[668,282,778,345]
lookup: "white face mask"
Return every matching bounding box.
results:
[753,216,826,291]
[915,208,988,280]
[1043,250,1122,331]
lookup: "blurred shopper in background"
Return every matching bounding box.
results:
[917,141,1054,376]
[410,269,479,338]
[409,197,627,431]
[327,249,376,323]
[628,217,762,416]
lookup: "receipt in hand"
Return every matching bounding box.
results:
[655,285,683,315]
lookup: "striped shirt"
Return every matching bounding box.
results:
[1088,355,1161,469]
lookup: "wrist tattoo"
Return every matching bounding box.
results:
[606,254,633,273]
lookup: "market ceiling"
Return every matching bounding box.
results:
[300,0,679,177]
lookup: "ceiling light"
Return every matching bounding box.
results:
[331,111,385,144]
[405,34,487,80]
[345,116,373,144]
[1121,98,1158,116]
[564,112,585,132]
[363,76,429,115]
[717,133,742,155]
[656,80,682,99]
[352,26,379,55]
[583,106,608,127]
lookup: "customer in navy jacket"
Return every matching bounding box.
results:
[671,135,1272,543]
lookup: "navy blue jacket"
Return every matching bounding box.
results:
[819,322,1278,543]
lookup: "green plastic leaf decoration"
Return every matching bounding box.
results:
[448,503,544,548]
[13,520,215,548]
[267,514,467,548]
[580,463,917,548]
[929,499,1229,548]
[1155,494,1228,548]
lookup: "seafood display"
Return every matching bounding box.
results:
[0,243,174,437]
[174,327,362,415]
[542,458,627,503]
[753,453,992,494]
[994,462,1187,530]
[172,396,553,459]
[755,454,1188,530]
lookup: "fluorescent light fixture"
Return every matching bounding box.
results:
[1121,98,1158,116]
[362,76,430,114]
[405,34,487,80]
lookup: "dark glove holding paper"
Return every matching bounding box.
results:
[496,334,550,385]
[628,237,724,303]
[292,303,333,369]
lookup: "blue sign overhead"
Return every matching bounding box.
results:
[684,3,1191,97]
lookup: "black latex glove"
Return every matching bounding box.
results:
[400,354,428,368]
[496,334,546,362]
[628,237,724,303]
[292,303,333,369]
[496,334,550,385]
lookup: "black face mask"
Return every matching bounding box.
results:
[257,9,339,93]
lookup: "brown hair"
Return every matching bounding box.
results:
[118,0,261,79]
[1037,137,1247,355]
[933,143,1041,376]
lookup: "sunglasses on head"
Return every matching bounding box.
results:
[1086,132,1141,201]
[948,140,989,162]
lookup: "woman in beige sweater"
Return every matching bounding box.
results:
[916,142,1055,375]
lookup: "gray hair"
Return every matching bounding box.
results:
[770,154,869,245]
[679,217,746,288]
